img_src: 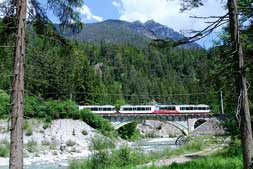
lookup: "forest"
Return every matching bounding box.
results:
[1,21,252,114]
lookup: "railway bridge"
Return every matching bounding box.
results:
[100,114,226,135]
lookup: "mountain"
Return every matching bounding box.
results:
[60,19,201,48]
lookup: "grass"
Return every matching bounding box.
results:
[89,136,116,151]
[142,138,243,169]
[140,156,242,169]
[69,135,218,169]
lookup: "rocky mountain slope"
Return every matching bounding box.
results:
[60,19,201,48]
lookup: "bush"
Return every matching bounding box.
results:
[81,130,88,135]
[90,137,115,151]
[0,140,10,157]
[24,121,33,136]
[44,100,79,119]
[0,145,9,157]
[118,122,141,140]
[80,109,116,137]
[66,140,76,147]
[26,140,38,153]
[0,90,10,118]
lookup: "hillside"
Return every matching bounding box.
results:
[60,19,201,48]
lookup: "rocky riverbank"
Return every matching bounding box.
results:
[0,119,124,166]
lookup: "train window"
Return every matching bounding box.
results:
[147,107,151,110]
[194,107,198,110]
[170,106,176,110]
[103,108,111,111]
[186,107,190,110]
[137,107,141,111]
[190,107,193,110]
[180,107,185,110]
[92,108,98,111]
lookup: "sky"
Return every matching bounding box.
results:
[78,0,227,48]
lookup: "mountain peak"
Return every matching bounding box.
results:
[61,19,201,49]
[145,19,157,24]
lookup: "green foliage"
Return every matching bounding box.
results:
[0,90,10,118]
[80,109,116,137]
[24,120,33,136]
[26,140,38,153]
[114,99,126,110]
[144,156,242,169]
[117,122,141,140]
[44,100,79,119]
[90,136,115,151]
[0,140,10,157]
[143,139,243,169]
[69,136,216,169]
[223,119,240,136]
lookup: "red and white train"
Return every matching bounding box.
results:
[79,104,210,114]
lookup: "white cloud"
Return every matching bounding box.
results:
[0,0,5,18]
[113,0,227,35]
[78,4,103,22]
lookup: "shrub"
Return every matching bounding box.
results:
[42,122,51,129]
[49,143,57,150]
[24,121,33,136]
[44,100,79,119]
[0,140,10,157]
[0,90,10,118]
[66,140,76,147]
[26,140,38,153]
[117,122,141,140]
[80,109,116,137]
[90,136,115,151]
[0,145,9,157]
[81,130,88,135]
[41,140,50,146]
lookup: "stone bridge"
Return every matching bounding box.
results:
[100,114,226,135]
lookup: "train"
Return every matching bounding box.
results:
[78,104,210,114]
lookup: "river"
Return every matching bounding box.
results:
[0,137,177,169]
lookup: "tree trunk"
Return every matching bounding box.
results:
[228,0,253,168]
[9,0,27,168]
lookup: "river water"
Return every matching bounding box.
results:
[0,137,177,169]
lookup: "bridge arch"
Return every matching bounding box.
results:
[114,119,188,135]
[193,119,207,129]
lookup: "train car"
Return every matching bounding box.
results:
[119,105,156,114]
[78,105,116,114]
[177,104,210,114]
[154,105,179,114]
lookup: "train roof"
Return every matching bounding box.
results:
[79,105,115,108]
[178,104,209,107]
[120,105,154,107]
